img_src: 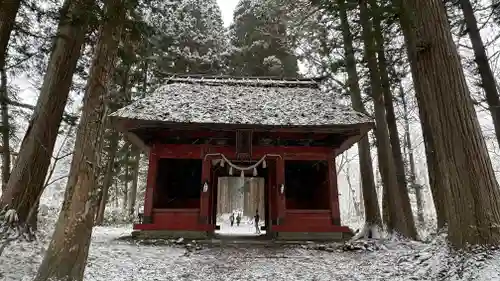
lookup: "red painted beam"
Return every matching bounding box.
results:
[271,225,351,233]
[134,209,215,231]
[154,144,333,160]
[133,223,214,231]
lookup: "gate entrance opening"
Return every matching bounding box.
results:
[215,177,266,236]
[211,161,270,237]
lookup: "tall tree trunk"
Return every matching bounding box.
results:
[393,0,448,230]
[33,0,126,279]
[95,131,119,225]
[372,0,416,233]
[113,181,119,208]
[128,147,139,218]
[0,0,21,191]
[0,0,94,223]
[359,0,417,239]
[122,148,129,212]
[459,0,500,146]
[0,68,9,190]
[382,183,390,227]
[338,0,382,236]
[400,85,425,225]
[96,50,132,223]
[398,0,500,247]
[0,0,20,60]
[424,129,447,229]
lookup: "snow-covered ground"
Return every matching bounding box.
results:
[2,225,500,281]
[216,221,266,236]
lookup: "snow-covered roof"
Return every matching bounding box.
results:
[110,77,373,128]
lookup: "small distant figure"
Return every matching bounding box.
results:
[254,210,260,234]
[230,213,235,227]
[236,213,241,226]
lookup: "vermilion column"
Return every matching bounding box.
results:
[143,143,158,224]
[276,157,286,225]
[328,151,341,225]
[199,157,211,225]
[267,160,276,228]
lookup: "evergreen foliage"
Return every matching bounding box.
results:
[228,0,298,77]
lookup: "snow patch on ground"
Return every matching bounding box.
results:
[2,225,500,281]
[216,222,265,236]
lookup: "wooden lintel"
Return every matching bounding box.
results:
[153,144,334,160]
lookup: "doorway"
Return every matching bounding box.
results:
[215,177,265,236]
[210,161,270,237]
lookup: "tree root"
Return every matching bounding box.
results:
[0,208,36,257]
[350,223,382,241]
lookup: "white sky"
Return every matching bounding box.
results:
[217,0,238,27]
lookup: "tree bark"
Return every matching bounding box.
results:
[338,0,382,232]
[372,0,416,233]
[393,0,448,230]
[95,131,119,225]
[359,0,417,239]
[0,0,21,191]
[459,0,500,147]
[33,0,126,279]
[0,68,9,190]
[399,0,500,247]
[0,0,21,75]
[0,0,94,223]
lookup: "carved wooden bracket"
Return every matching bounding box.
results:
[236,129,253,160]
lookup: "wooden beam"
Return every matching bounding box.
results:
[110,118,150,153]
[335,123,373,156]
[154,144,334,160]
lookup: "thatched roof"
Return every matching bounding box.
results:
[110,76,373,128]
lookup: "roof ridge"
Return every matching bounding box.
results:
[161,73,326,82]
[166,76,321,88]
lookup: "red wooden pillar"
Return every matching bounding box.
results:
[199,157,211,225]
[328,152,341,225]
[143,143,158,224]
[276,157,286,225]
[267,160,276,228]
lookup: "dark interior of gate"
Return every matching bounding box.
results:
[154,159,202,209]
[285,160,329,210]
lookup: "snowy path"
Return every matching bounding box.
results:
[86,233,397,281]
[2,226,500,281]
[215,222,265,236]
